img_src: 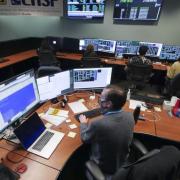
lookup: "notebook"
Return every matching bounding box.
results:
[14,112,64,159]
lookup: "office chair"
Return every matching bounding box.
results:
[126,63,152,90]
[170,73,180,98]
[81,57,101,68]
[86,145,180,180]
[37,66,62,78]
[38,49,60,67]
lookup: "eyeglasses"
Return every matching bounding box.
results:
[98,97,107,105]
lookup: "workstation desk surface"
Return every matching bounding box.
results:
[0,91,179,179]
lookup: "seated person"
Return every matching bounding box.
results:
[164,57,180,95]
[127,45,152,67]
[167,57,180,79]
[79,85,135,177]
[83,44,97,58]
[38,38,60,67]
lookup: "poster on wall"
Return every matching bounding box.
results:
[0,0,61,16]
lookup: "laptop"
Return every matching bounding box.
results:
[14,112,64,159]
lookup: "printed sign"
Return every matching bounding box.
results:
[0,0,61,16]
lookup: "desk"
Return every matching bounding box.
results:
[0,92,179,179]
[0,148,59,180]
[0,50,168,71]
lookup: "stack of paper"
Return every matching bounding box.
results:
[41,108,69,126]
[129,100,147,111]
[68,101,88,114]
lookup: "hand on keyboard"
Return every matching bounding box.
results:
[79,114,89,124]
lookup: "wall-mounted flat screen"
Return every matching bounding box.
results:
[65,0,106,19]
[159,45,180,61]
[113,0,163,21]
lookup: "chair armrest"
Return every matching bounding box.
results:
[86,161,105,180]
[133,138,149,155]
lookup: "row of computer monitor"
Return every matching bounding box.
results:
[0,68,112,133]
[79,38,180,61]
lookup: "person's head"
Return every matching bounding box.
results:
[86,44,94,53]
[138,45,149,56]
[99,85,127,114]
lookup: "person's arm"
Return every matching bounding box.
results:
[79,114,95,143]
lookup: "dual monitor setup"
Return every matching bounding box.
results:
[64,0,164,22]
[0,67,112,134]
[79,38,180,61]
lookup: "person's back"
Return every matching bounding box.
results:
[80,85,134,175]
[89,111,134,174]
[167,58,180,79]
[128,45,151,65]
[83,44,97,58]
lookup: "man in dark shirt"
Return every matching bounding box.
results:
[79,85,135,176]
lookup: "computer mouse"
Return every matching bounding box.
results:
[15,163,27,174]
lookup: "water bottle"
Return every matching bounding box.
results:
[127,89,131,101]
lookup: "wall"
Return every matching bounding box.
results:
[0,0,180,45]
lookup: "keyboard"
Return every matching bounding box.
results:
[32,131,54,152]
[131,94,164,105]
[74,108,102,121]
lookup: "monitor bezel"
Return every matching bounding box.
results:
[0,69,40,133]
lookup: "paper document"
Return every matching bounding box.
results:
[47,107,69,117]
[41,114,66,126]
[129,100,147,111]
[68,101,88,113]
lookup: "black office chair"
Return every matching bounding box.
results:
[81,57,101,68]
[170,73,180,98]
[37,66,62,78]
[38,49,60,67]
[86,145,180,180]
[126,63,152,90]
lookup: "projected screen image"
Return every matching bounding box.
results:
[113,0,163,21]
[159,45,180,61]
[73,67,112,89]
[139,42,163,57]
[0,71,39,133]
[98,39,116,54]
[79,39,99,51]
[66,0,105,19]
[37,70,73,102]
[115,40,140,58]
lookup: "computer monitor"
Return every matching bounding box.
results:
[159,45,180,61]
[65,0,106,19]
[0,70,40,133]
[98,39,116,54]
[115,40,140,58]
[139,42,163,57]
[73,67,112,89]
[113,0,164,21]
[36,70,73,102]
[79,39,99,51]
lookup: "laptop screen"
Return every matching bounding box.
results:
[14,113,45,149]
